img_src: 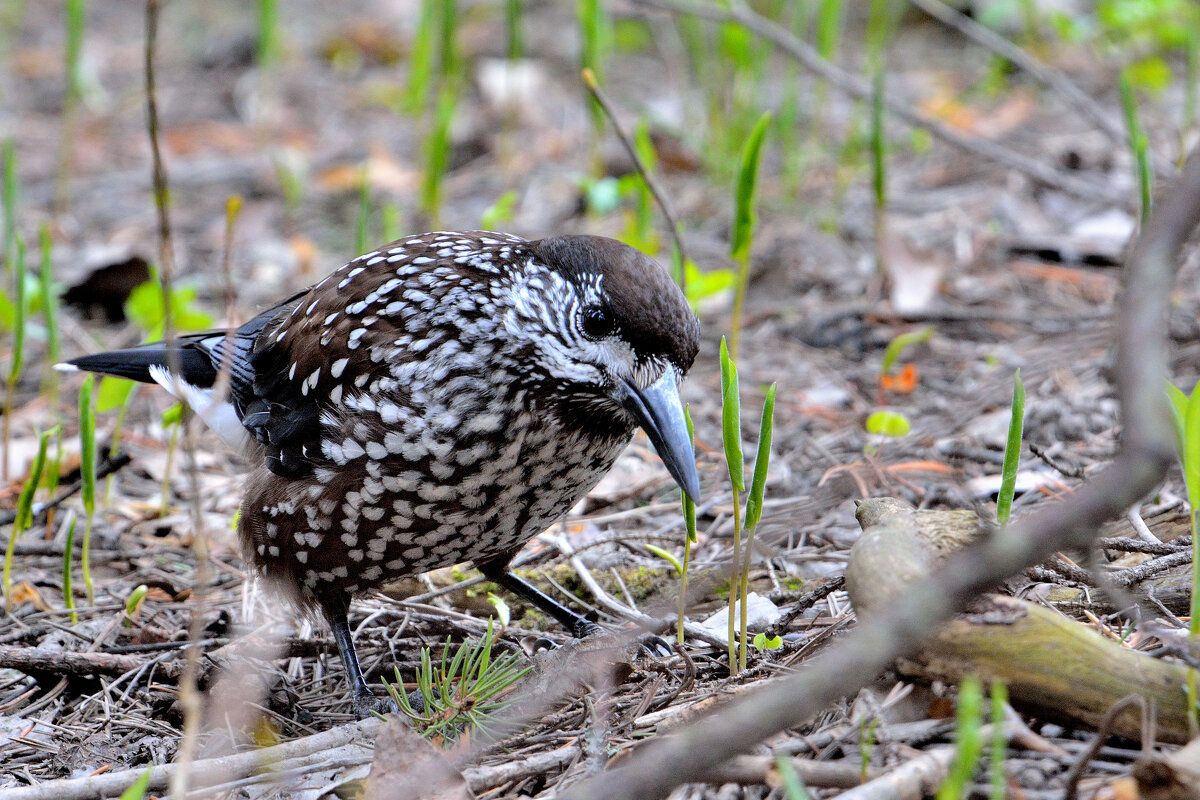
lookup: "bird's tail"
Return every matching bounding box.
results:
[55,342,219,387]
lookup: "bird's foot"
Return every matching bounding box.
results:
[352,687,399,719]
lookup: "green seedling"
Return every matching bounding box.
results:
[506,0,523,60]
[3,138,16,274]
[124,272,215,340]
[865,410,910,438]
[577,0,612,163]
[775,754,812,800]
[480,191,518,231]
[486,592,510,626]
[720,338,744,672]
[1166,378,1200,730]
[55,0,85,211]
[738,382,775,670]
[118,768,152,800]
[3,426,55,610]
[421,86,457,228]
[719,339,776,672]
[644,543,683,576]
[990,680,1008,800]
[381,202,402,243]
[257,0,279,68]
[881,327,933,378]
[124,583,149,625]
[3,235,26,482]
[385,619,532,744]
[936,675,985,800]
[678,404,697,644]
[860,716,879,779]
[619,121,659,255]
[38,225,60,403]
[79,374,97,604]
[404,0,439,114]
[751,631,782,651]
[62,513,78,623]
[1119,69,1152,223]
[728,111,771,362]
[996,370,1025,526]
[683,260,735,311]
[870,63,887,281]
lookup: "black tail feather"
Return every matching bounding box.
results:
[63,344,219,387]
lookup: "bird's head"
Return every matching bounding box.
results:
[496,234,701,500]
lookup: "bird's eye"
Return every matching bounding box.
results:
[580,306,615,339]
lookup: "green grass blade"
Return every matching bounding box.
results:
[506,0,523,60]
[936,675,985,800]
[744,383,777,531]
[257,0,278,69]
[2,138,15,272]
[996,370,1025,526]
[730,112,771,264]
[39,224,60,398]
[881,327,933,376]
[79,374,97,604]
[678,404,697,644]
[4,427,52,609]
[720,338,744,492]
[118,767,153,800]
[1119,69,1153,224]
[776,755,812,800]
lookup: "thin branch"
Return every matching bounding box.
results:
[559,146,1200,800]
[909,0,1172,176]
[582,68,691,290]
[634,0,1124,203]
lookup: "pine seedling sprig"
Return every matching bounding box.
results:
[720,337,744,673]
[3,426,55,610]
[738,382,776,670]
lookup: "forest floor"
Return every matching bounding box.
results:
[2,1,1200,798]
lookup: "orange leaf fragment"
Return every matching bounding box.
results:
[880,363,919,394]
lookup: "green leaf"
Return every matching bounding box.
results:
[1167,382,1190,464]
[730,112,772,263]
[124,584,149,619]
[865,410,910,437]
[744,383,777,531]
[79,375,96,514]
[881,326,933,376]
[752,631,782,651]
[96,375,136,413]
[118,768,153,800]
[645,543,683,576]
[720,338,745,491]
[1184,383,1200,512]
[486,592,511,626]
[996,369,1026,526]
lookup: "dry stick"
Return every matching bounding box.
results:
[0,718,382,800]
[581,68,690,291]
[634,0,1123,204]
[908,0,1173,177]
[559,146,1200,800]
[142,2,212,796]
[1062,695,1144,800]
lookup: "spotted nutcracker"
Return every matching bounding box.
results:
[60,231,701,711]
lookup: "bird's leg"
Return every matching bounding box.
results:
[321,596,396,716]
[477,559,603,639]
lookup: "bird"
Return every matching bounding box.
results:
[58,230,701,712]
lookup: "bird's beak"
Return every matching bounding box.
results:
[617,370,701,502]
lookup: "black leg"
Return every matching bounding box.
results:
[320,594,395,715]
[477,558,602,639]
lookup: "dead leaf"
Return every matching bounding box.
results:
[9,581,52,612]
[364,717,473,800]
